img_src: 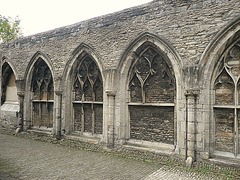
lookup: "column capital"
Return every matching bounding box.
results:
[55,90,63,96]
[184,88,200,97]
[106,90,117,97]
[17,91,25,97]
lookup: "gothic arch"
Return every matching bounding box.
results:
[200,16,240,86]
[117,32,183,150]
[62,43,104,135]
[1,60,19,105]
[199,16,240,158]
[24,51,55,130]
[118,32,183,79]
[24,51,54,84]
[62,43,104,86]
[1,56,19,80]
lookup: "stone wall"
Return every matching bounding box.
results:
[1,0,240,163]
[0,103,19,130]
[129,106,174,144]
[1,0,239,79]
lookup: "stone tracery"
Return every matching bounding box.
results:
[128,46,176,144]
[31,58,54,128]
[214,42,240,156]
[72,55,103,134]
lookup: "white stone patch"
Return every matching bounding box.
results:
[1,102,19,112]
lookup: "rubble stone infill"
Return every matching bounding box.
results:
[0,129,239,179]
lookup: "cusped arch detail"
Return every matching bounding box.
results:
[118,32,183,80]
[62,43,104,88]
[24,51,54,85]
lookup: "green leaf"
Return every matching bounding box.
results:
[0,15,23,43]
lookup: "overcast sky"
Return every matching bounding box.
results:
[0,0,152,36]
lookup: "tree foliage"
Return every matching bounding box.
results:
[0,15,23,43]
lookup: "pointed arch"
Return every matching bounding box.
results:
[199,16,240,85]
[1,56,19,80]
[24,51,55,129]
[24,51,54,84]
[62,43,104,135]
[1,59,19,105]
[118,32,183,78]
[117,32,183,150]
[62,43,104,88]
[199,16,240,159]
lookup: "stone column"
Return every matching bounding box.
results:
[104,69,117,148]
[105,90,116,147]
[55,90,62,140]
[185,89,199,164]
[16,80,25,132]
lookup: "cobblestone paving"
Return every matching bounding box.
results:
[0,133,212,180]
[144,167,211,180]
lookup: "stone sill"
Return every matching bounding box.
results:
[1,101,19,112]
[124,139,175,155]
[64,134,102,145]
[209,155,240,168]
[213,151,240,159]
[27,127,53,136]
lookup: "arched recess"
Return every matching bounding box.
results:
[62,43,104,137]
[1,57,19,80]
[118,32,183,150]
[200,16,240,159]
[1,59,19,105]
[24,52,55,130]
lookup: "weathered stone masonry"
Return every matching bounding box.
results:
[1,0,240,164]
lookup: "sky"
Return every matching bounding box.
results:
[0,0,152,36]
